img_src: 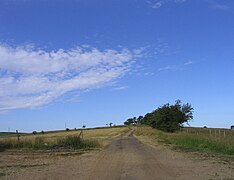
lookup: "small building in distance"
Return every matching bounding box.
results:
[231,125,234,130]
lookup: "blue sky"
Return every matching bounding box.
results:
[0,0,234,132]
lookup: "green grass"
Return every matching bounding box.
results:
[57,135,100,149]
[161,134,234,155]
[135,126,234,156]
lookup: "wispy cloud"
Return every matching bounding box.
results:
[183,60,193,66]
[112,86,128,91]
[207,0,230,10]
[0,44,141,112]
[158,60,193,72]
[212,3,230,10]
[146,0,186,9]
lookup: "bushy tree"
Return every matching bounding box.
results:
[149,100,193,132]
[124,116,143,125]
[141,113,154,125]
[137,116,144,124]
[124,118,134,125]
[123,100,193,132]
[137,100,193,132]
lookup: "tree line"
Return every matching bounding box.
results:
[124,100,193,132]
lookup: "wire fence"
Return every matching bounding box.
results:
[181,128,234,139]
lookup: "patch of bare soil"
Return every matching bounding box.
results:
[0,131,233,180]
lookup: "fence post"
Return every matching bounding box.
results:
[223,131,226,138]
[215,130,216,138]
[16,130,20,143]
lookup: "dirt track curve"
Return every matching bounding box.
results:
[6,130,234,180]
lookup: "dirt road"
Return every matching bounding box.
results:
[86,130,175,180]
[4,131,234,180]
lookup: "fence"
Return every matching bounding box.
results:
[181,128,234,139]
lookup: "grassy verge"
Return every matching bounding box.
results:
[135,126,234,156]
[0,135,100,151]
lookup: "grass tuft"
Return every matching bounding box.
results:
[57,135,100,149]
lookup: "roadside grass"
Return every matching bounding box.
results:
[134,126,234,156]
[0,135,100,151]
[57,135,100,149]
[0,126,129,151]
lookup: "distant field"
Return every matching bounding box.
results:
[0,126,130,151]
[0,132,28,138]
[134,126,234,156]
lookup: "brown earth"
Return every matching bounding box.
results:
[1,131,233,180]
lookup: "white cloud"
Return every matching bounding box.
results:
[158,65,180,71]
[184,60,193,66]
[212,3,229,10]
[146,0,186,9]
[112,86,128,91]
[158,60,193,72]
[0,44,140,112]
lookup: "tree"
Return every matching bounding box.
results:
[137,100,193,132]
[141,113,154,125]
[82,125,86,129]
[109,122,113,127]
[133,117,137,125]
[124,116,146,125]
[124,118,134,125]
[149,100,193,132]
[137,116,144,124]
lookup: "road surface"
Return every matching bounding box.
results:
[6,131,234,180]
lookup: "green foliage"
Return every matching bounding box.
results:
[142,100,193,132]
[124,118,134,125]
[124,116,143,125]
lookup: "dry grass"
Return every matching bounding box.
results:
[0,126,130,151]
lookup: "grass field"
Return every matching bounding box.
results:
[0,126,130,151]
[134,126,234,156]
